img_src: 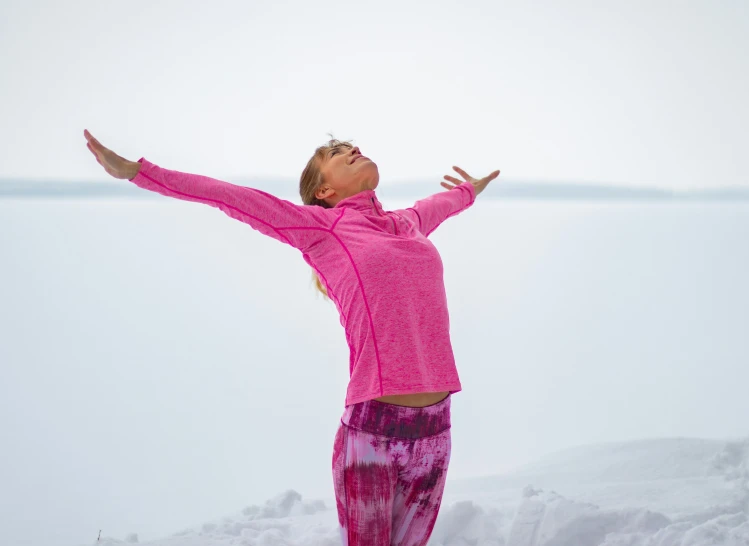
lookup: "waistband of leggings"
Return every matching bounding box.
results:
[341,394,451,439]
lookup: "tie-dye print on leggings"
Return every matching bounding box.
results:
[332,394,452,545]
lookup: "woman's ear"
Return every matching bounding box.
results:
[316,186,333,200]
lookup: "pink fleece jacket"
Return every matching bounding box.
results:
[129,158,476,406]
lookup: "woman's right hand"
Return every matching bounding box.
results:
[83,129,141,180]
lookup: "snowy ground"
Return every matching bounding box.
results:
[89,436,749,546]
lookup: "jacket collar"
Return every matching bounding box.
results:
[333,189,384,215]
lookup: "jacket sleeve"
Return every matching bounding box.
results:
[128,158,337,252]
[392,181,476,237]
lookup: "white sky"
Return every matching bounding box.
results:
[1,1,747,191]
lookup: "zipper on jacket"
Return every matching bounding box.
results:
[371,197,382,216]
[372,196,399,235]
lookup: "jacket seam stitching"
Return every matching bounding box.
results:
[331,231,384,395]
[407,207,422,232]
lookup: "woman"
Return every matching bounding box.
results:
[83,128,499,545]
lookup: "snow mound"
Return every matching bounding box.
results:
[433,482,748,546]
[94,489,337,546]
[505,486,749,546]
[86,437,749,546]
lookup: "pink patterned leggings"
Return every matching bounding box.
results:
[332,394,452,545]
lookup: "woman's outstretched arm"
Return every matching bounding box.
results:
[391,166,499,237]
[83,129,336,251]
[391,180,476,238]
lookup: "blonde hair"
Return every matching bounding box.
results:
[299,135,354,300]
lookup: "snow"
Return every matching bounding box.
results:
[88,437,749,546]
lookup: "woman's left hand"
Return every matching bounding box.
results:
[441,166,500,197]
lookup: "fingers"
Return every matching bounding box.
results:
[86,140,101,160]
[452,166,471,180]
[443,175,462,185]
[487,169,500,180]
[84,129,107,153]
[84,129,97,146]
[84,130,106,168]
[87,143,104,167]
[84,129,113,163]
[85,130,100,155]
[453,166,500,180]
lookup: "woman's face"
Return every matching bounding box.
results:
[316,144,379,206]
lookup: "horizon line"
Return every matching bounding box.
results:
[1,175,748,195]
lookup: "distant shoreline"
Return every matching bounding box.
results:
[2,179,748,201]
